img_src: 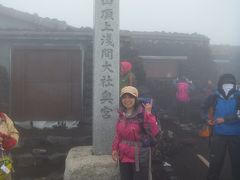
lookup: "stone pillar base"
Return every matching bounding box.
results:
[64,146,120,180]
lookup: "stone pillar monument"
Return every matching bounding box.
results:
[93,0,120,155]
[64,1,120,178]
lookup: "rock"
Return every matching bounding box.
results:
[32,148,48,155]
[45,171,63,180]
[15,153,35,168]
[23,137,47,147]
[48,153,66,165]
[64,146,120,180]
[46,136,73,146]
[168,176,179,180]
[180,138,196,146]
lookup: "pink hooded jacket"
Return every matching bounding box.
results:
[120,61,132,76]
[112,105,159,163]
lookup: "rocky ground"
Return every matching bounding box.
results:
[11,113,223,180]
[152,117,232,180]
[11,121,192,180]
[11,123,92,180]
[152,117,203,180]
[11,118,183,180]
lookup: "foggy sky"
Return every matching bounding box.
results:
[0,0,239,45]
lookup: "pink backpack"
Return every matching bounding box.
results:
[176,82,190,102]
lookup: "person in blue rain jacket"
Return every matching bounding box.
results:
[202,74,240,180]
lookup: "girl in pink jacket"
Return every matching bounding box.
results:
[112,86,160,180]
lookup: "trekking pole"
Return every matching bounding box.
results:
[208,120,214,148]
[208,126,212,147]
[207,106,214,148]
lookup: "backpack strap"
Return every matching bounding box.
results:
[138,111,158,147]
[202,94,218,120]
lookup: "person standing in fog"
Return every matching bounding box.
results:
[202,74,240,180]
[120,61,136,90]
[112,86,159,180]
[203,80,215,97]
[174,76,192,122]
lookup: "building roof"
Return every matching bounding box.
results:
[213,59,230,63]
[121,30,210,45]
[0,4,79,31]
[139,55,188,61]
[0,4,210,45]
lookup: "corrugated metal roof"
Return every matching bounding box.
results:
[213,59,230,63]
[0,4,78,31]
[139,55,188,61]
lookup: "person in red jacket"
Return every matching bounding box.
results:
[120,61,136,90]
[0,112,19,180]
[174,76,192,122]
[112,86,160,180]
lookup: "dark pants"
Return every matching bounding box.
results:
[176,101,189,122]
[119,162,149,180]
[207,135,240,180]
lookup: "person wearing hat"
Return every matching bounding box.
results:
[112,86,160,180]
[202,74,240,180]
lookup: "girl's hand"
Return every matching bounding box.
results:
[112,150,118,161]
[142,99,153,113]
[207,120,214,126]
[215,117,224,124]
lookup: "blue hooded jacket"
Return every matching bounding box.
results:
[202,74,240,135]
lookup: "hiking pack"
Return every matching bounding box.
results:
[137,103,160,148]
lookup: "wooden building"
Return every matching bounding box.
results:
[0,4,92,124]
[0,4,215,124]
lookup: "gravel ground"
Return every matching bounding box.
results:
[11,118,232,180]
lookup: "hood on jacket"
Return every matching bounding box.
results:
[120,61,132,76]
[118,104,143,119]
[217,74,236,98]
